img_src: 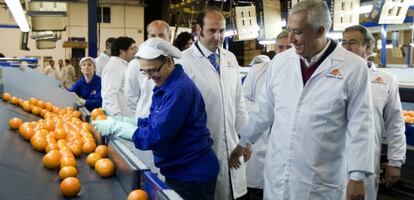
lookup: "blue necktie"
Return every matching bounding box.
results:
[208,53,220,74]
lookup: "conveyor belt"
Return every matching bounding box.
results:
[0,101,127,200]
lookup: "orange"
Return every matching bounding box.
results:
[29,97,39,106]
[55,129,67,140]
[127,189,149,200]
[2,92,11,101]
[10,96,19,105]
[86,153,102,168]
[46,143,60,153]
[95,114,107,121]
[44,102,53,111]
[82,141,96,154]
[42,150,61,169]
[95,145,108,158]
[60,157,77,168]
[22,101,33,112]
[31,136,48,152]
[91,108,104,120]
[9,117,23,130]
[37,100,46,109]
[59,166,78,179]
[81,122,92,131]
[95,158,115,178]
[60,177,81,197]
[45,134,57,144]
[20,126,35,141]
[69,144,82,157]
[72,111,81,118]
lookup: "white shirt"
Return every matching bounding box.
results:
[101,56,134,117]
[300,39,331,68]
[95,52,110,77]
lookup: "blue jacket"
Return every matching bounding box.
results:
[132,64,219,183]
[69,74,102,111]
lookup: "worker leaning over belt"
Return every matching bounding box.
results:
[229,0,375,200]
[68,57,102,112]
[101,36,137,117]
[93,37,220,200]
[342,24,407,200]
[177,7,249,200]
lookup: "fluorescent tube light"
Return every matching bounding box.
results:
[258,40,276,45]
[5,0,30,32]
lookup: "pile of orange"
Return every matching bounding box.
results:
[3,92,118,198]
[403,111,414,124]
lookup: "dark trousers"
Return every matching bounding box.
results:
[166,177,217,200]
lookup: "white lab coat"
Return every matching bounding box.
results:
[364,64,406,200]
[242,61,271,189]
[124,58,155,119]
[95,52,110,77]
[178,43,248,199]
[101,56,134,117]
[44,65,60,80]
[240,45,375,200]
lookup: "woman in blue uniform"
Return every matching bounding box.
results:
[93,38,219,200]
[68,57,102,111]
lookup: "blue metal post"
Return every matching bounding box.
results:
[88,0,98,58]
[407,46,411,67]
[381,24,387,67]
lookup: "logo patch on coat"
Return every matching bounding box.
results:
[325,68,343,80]
[372,76,385,85]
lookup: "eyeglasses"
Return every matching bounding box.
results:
[140,59,167,75]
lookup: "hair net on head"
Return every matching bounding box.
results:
[250,55,270,66]
[79,57,97,68]
[136,37,181,60]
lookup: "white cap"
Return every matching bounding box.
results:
[136,37,181,60]
[79,56,97,68]
[249,55,270,66]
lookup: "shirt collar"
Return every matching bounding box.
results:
[111,56,128,65]
[300,39,331,67]
[198,41,219,57]
[153,64,184,93]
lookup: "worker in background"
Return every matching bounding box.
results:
[178,7,249,200]
[61,59,76,89]
[241,34,290,200]
[57,59,64,80]
[101,36,137,117]
[173,31,195,51]
[342,25,406,200]
[69,57,102,111]
[125,20,170,118]
[241,55,270,84]
[229,1,374,200]
[44,59,60,80]
[95,37,116,77]
[275,30,292,53]
[93,38,220,200]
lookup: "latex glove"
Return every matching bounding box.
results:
[112,115,137,125]
[92,117,137,140]
[76,96,86,105]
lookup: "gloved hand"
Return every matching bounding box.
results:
[76,96,86,105]
[92,117,137,140]
[112,115,137,125]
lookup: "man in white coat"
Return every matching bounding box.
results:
[124,20,170,118]
[342,25,406,200]
[230,0,375,200]
[101,36,137,116]
[95,37,116,77]
[178,7,249,200]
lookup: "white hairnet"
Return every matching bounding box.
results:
[79,57,97,68]
[136,37,181,60]
[250,55,270,66]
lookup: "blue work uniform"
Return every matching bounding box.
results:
[132,64,219,183]
[69,74,102,111]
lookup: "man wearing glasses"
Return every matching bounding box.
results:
[93,37,220,200]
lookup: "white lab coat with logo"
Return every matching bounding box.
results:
[124,58,155,119]
[101,56,134,117]
[240,45,375,200]
[242,61,271,189]
[364,64,406,200]
[95,52,110,77]
[178,44,249,199]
